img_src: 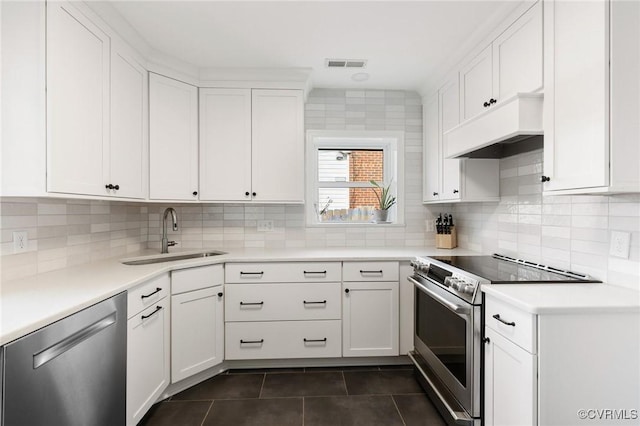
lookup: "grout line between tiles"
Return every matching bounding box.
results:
[302,396,305,426]
[341,371,349,395]
[258,373,266,399]
[200,400,214,426]
[390,395,408,426]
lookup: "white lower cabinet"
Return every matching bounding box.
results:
[484,327,537,426]
[225,320,342,360]
[171,286,224,382]
[170,265,225,383]
[127,275,170,426]
[342,281,399,357]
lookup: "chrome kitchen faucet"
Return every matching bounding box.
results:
[161,207,178,253]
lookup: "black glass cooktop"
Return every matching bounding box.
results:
[429,254,601,284]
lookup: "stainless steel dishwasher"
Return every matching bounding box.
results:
[1,292,127,426]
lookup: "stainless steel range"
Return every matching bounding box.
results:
[408,254,599,426]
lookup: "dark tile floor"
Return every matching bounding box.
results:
[140,365,446,426]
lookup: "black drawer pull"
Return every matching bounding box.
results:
[141,306,162,320]
[240,339,264,344]
[240,301,264,306]
[304,338,327,343]
[492,314,516,327]
[217,292,223,297]
[240,271,264,276]
[304,270,327,275]
[303,300,327,305]
[141,287,162,299]
[360,270,383,274]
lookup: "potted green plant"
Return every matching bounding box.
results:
[370,180,396,223]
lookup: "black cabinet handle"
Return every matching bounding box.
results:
[345,288,350,294]
[540,175,551,183]
[483,337,491,344]
[433,192,438,196]
[192,191,198,196]
[240,339,264,344]
[105,184,113,190]
[240,301,264,306]
[141,287,162,299]
[490,98,497,104]
[304,270,327,275]
[240,271,264,277]
[360,270,383,274]
[113,184,119,190]
[492,314,516,327]
[483,101,490,107]
[252,192,257,197]
[303,338,327,343]
[453,189,459,194]
[303,300,327,305]
[141,306,162,320]
[217,292,223,297]
[245,191,250,196]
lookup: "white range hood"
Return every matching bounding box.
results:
[444,93,544,159]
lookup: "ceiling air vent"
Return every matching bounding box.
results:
[325,59,367,69]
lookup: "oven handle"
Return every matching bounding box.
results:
[408,276,471,315]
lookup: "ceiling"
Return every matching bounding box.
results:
[97,1,518,91]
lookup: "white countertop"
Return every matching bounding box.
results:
[0,246,477,346]
[482,283,640,314]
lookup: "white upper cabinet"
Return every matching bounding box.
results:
[440,77,462,201]
[423,75,499,204]
[46,2,147,199]
[199,88,252,201]
[543,0,639,194]
[492,1,543,102]
[251,89,305,203]
[459,1,543,123]
[199,88,304,203]
[149,73,199,200]
[46,1,110,196]
[460,45,493,122]
[110,48,147,199]
[423,95,440,202]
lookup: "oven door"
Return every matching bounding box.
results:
[409,275,481,419]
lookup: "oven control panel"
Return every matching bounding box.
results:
[411,257,481,301]
[444,274,478,295]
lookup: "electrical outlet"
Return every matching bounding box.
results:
[257,220,274,232]
[13,231,28,253]
[610,231,631,259]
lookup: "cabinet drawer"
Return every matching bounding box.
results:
[171,264,224,294]
[128,274,170,318]
[225,320,341,360]
[225,282,341,321]
[225,262,341,283]
[485,295,537,353]
[343,261,399,282]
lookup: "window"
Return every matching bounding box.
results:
[306,130,404,225]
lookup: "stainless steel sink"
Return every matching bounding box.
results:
[121,251,226,265]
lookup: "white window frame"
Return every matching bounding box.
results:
[306,130,405,226]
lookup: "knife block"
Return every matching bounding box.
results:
[435,226,457,249]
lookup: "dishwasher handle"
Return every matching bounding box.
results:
[33,312,117,369]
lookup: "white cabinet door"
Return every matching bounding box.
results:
[439,77,461,201]
[543,0,609,191]
[484,327,537,426]
[171,286,224,383]
[149,73,199,200]
[342,281,399,357]
[127,297,170,426]
[423,94,440,202]
[251,89,304,203]
[46,1,110,196]
[460,45,493,122]
[199,88,252,201]
[493,1,543,102]
[110,49,147,199]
